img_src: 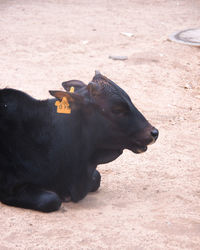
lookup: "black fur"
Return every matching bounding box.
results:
[0,73,158,212]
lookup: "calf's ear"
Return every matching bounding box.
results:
[87,81,102,97]
[62,80,86,92]
[49,90,84,103]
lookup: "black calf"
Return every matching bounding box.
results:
[0,72,158,212]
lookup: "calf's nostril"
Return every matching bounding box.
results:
[151,128,159,139]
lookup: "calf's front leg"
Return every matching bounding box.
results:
[69,167,101,202]
[89,170,101,192]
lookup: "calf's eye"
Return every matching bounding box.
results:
[111,104,130,115]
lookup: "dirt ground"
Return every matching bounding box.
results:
[0,0,200,249]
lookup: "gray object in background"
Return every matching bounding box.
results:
[169,28,200,46]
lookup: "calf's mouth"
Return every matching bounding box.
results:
[128,127,159,154]
[131,145,148,154]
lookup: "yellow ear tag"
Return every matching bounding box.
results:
[55,87,75,114]
[69,86,75,93]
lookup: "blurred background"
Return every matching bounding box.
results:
[0,1,199,249]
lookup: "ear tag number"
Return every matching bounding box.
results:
[55,87,75,114]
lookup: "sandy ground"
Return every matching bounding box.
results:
[0,0,200,249]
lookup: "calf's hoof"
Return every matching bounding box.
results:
[90,170,101,192]
[37,191,62,212]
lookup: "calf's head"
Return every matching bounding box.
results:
[50,72,158,153]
